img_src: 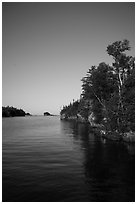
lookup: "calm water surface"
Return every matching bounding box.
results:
[3,116,135,202]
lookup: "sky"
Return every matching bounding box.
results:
[2,2,135,115]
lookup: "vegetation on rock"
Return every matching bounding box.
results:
[2,106,27,117]
[44,112,53,116]
[60,39,135,135]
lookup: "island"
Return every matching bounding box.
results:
[25,113,32,116]
[44,112,54,116]
[2,106,32,117]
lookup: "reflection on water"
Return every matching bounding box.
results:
[60,120,135,202]
[3,117,135,202]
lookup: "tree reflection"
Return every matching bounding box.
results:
[60,120,135,202]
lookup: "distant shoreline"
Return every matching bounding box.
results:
[2,114,60,118]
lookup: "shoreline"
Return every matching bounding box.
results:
[60,117,135,143]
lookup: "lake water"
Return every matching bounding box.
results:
[2,116,135,202]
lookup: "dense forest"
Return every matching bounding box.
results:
[2,106,31,117]
[60,40,135,134]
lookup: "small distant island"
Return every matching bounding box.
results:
[44,112,54,116]
[2,106,32,117]
[25,112,32,116]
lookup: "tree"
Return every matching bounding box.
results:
[2,106,26,117]
[81,63,116,124]
[107,39,135,132]
[61,39,135,134]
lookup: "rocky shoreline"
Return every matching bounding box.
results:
[60,114,135,143]
[100,130,135,143]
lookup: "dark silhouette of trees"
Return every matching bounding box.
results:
[60,39,135,134]
[2,106,26,117]
[106,39,135,132]
[60,100,80,119]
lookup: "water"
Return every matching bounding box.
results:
[2,116,135,202]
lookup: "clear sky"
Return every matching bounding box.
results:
[2,2,135,115]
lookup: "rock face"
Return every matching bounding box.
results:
[60,113,87,123]
[122,132,135,143]
[44,112,53,116]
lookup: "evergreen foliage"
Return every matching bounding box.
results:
[60,100,80,119]
[2,106,26,117]
[60,39,135,133]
